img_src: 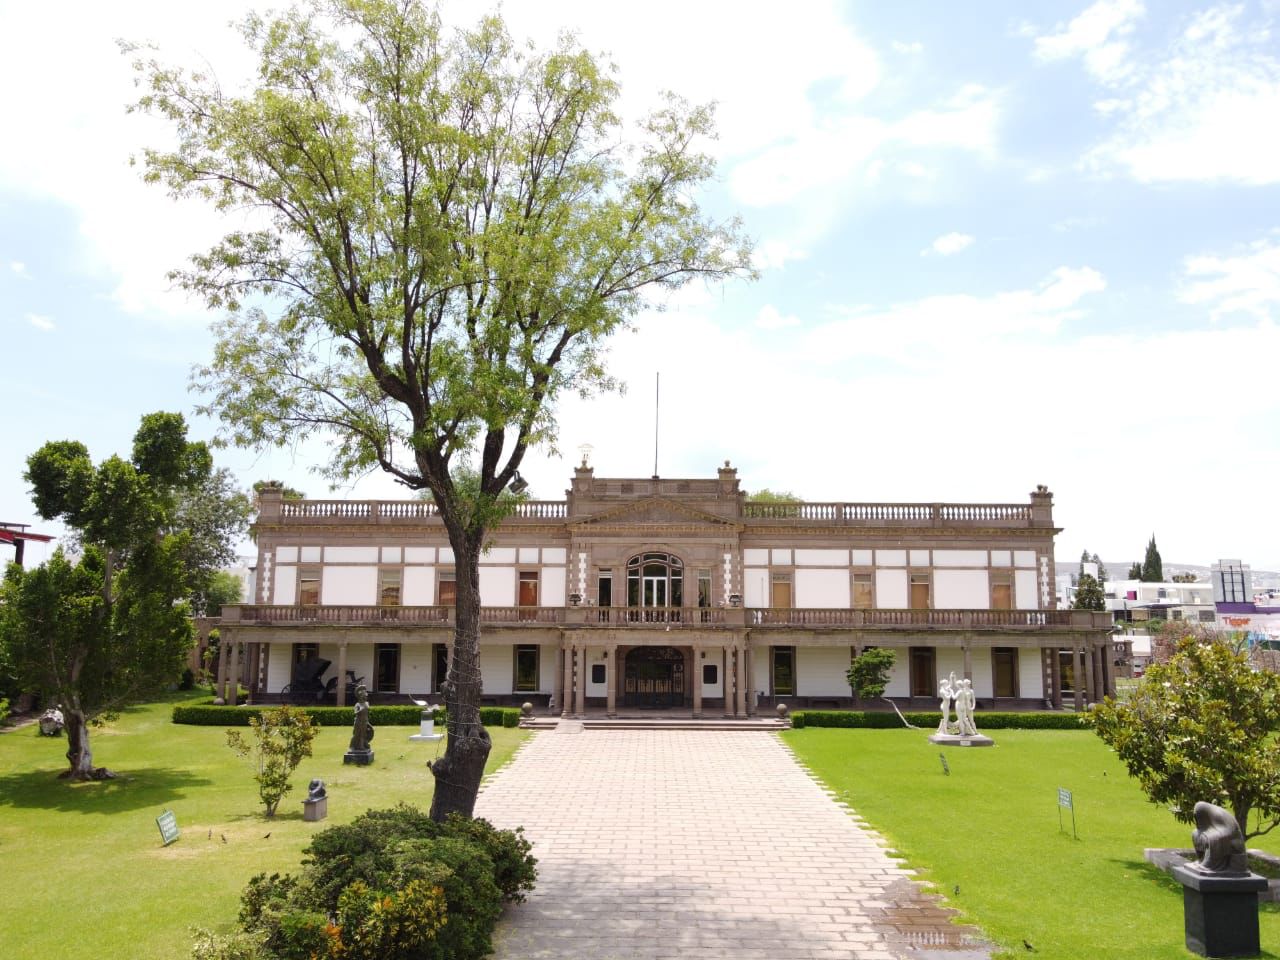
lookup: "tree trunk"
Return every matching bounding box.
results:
[428,534,491,821]
[61,707,114,781]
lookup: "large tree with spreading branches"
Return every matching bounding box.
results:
[131,0,753,818]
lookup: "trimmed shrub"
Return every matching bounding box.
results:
[173,702,520,728]
[0,698,8,725]
[392,837,501,960]
[791,710,1087,730]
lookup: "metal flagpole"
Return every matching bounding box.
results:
[653,371,660,478]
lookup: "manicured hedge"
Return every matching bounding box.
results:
[789,710,1087,730]
[173,701,520,728]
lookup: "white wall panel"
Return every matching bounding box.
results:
[400,645,433,696]
[586,648,609,697]
[542,547,567,564]
[1018,650,1044,700]
[404,547,435,563]
[934,570,990,609]
[276,546,298,563]
[910,550,930,566]
[933,550,988,567]
[1015,550,1036,567]
[743,548,769,565]
[753,652,769,695]
[322,566,377,605]
[479,567,516,606]
[771,549,792,564]
[326,546,379,563]
[969,649,993,699]
[518,547,539,563]
[877,549,906,566]
[381,546,401,563]
[851,549,873,566]
[743,568,769,608]
[990,550,1011,567]
[439,547,455,563]
[540,645,559,693]
[274,565,297,605]
[1015,570,1039,609]
[481,645,513,695]
[482,547,517,564]
[794,549,848,566]
[300,546,322,563]
[883,654,909,697]
[875,569,908,608]
[937,648,965,691]
[267,643,293,692]
[797,646,853,697]
[345,646,375,689]
[541,567,566,606]
[403,567,435,605]
[699,651,724,698]
[795,569,851,609]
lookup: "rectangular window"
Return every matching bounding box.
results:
[910,573,930,609]
[991,574,1012,610]
[702,664,718,686]
[518,571,539,621]
[1058,650,1076,693]
[293,642,319,665]
[993,647,1017,698]
[433,643,450,694]
[597,571,612,607]
[772,646,795,696]
[378,568,402,606]
[514,645,539,692]
[853,573,873,609]
[771,574,793,609]
[297,567,321,605]
[591,663,607,685]
[375,643,400,694]
[697,571,712,607]
[909,646,935,698]
[438,572,456,607]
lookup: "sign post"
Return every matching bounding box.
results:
[156,809,180,846]
[1057,788,1076,839]
[939,753,950,776]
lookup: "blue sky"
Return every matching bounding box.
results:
[2,0,1278,571]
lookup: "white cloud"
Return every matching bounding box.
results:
[1033,0,1145,83]
[755,305,801,330]
[25,312,55,331]
[1179,236,1280,320]
[9,260,27,278]
[751,241,809,272]
[892,40,923,55]
[923,232,975,256]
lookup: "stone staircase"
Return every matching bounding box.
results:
[520,713,790,732]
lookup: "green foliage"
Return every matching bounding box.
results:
[1128,562,1143,580]
[791,710,1088,730]
[1171,572,1200,583]
[172,703,519,727]
[747,489,801,502]
[252,481,305,501]
[200,570,245,618]
[331,878,447,960]
[226,706,318,816]
[1141,535,1163,582]
[0,697,8,723]
[846,648,896,699]
[1089,633,1280,838]
[391,837,500,959]
[174,470,253,615]
[1072,573,1106,611]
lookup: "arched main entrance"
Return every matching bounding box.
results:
[624,646,686,708]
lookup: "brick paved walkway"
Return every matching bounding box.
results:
[476,729,988,960]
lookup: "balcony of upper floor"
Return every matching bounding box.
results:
[218,603,1111,633]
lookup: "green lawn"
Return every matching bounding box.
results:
[783,727,1280,960]
[0,692,528,960]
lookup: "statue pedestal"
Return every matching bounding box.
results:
[343,749,374,766]
[302,796,328,822]
[929,733,994,748]
[1173,864,1266,958]
[408,714,444,743]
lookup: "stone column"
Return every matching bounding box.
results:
[744,645,755,716]
[734,644,746,718]
[560,641,573,717]
[575,643,588,717]
[1083,643,1096,707]
[1073,645,1084,711]
[245,643,258,704]
[692,646,703,718]
[216,637,230,703]
[606,643,617,717]
[962,642,972,682]
[722,646,734,718]
[260,643,272,701]
[337,642,348,707]
[1050,647,1063,709]
[226,639,240,704]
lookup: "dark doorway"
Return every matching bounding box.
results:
[375,643,400,694]
[623,646,686,708]
[909,647,936,698]
[433,643,449,694]
[993,648,1018,698]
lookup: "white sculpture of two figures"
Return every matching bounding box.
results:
[929,671,993,747]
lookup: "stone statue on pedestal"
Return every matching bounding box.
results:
[343,684,375,765]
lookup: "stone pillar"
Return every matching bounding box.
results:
[962,642,972,682]
[337,642,348,707]
[575,643,587,717]
[1050,648,1063,709]
[216,638,230,704]
[1084,643,1096,707]
[734,645,746,718]
[1073,646,1084,712]
[246,643,259,704]
[722,646,734,718]
[692,646,703,718]
[606,643,617,717]
[560,641,573,717]
[744,645,755,716]
[260,643,272,701]
[226,639,240,704]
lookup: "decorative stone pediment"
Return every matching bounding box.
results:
[570,496,740,531]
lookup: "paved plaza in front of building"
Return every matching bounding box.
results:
[477,728,988,960]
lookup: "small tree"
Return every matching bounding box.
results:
[1142,535,1164,583]
[1089,631,1280,839]
[847,648,897,700]
[1171,572,1199,583]
[1128,562,1144,580]
[1073,573,1106,611]
[227,705,317,816]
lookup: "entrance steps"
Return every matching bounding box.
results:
[521,714,790,732]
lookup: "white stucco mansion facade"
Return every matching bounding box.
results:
[215,462,1115,715]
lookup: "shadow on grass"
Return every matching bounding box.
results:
[0,766,215,814]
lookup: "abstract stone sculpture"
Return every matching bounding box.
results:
[1173,801,1266,957]
[38,706,65,737]
[1190,801,1249,875]
[307,778,327,801]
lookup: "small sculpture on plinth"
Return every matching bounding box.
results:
[38,706,65,737]
[928,671,993,747]
[408,695,444,744]
[303,778,328,821]
[343,685,375,765]
[1172,801,1266,957]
